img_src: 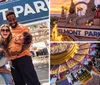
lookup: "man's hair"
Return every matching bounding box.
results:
[5,10,16,19]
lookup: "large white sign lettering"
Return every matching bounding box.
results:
[58,28,100,38]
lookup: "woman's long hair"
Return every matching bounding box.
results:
[0,24,12,49]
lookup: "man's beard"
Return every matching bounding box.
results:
[11,22,18,28]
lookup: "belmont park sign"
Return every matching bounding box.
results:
[0,0,49,25]
[58,28,100,38]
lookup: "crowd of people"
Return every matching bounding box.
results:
[0,10,40,85]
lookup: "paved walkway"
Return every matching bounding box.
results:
[0,57,49,85]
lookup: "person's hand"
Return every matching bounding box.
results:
[0,67,11,74]
[0,48,3,52]
[9,80,14,84]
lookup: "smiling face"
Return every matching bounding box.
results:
[7,14,18,28]
[1,26,10,40]
[14,34,24,44]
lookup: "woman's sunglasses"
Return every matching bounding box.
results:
[1,29,10,32]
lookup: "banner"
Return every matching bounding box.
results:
[0,0,49,25]
[58,28,100,38]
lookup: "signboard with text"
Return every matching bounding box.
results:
[58,28,100,38]
[0,0,49,25]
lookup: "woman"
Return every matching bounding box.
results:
[0,24,32,60]
[0,24,15,85]
[0,24,40,85]
[7,31,33,59]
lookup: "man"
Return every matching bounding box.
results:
[5,10,40,85]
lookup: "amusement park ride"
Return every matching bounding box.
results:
[50,0,100,84]
[50,43,100,85]
[51,0,100,41]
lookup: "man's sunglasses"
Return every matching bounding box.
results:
[1,29,10,32]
